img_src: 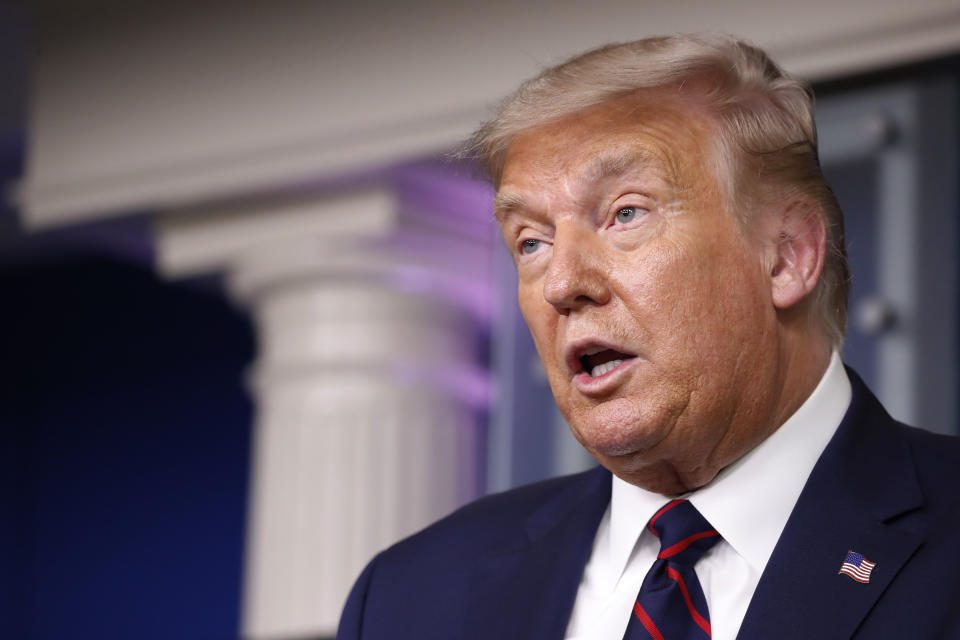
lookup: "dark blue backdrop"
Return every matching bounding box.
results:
[2,256,254,640]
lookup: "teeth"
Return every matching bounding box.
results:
[590,359,624,377]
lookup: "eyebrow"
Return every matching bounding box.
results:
[493,148,656,224]
[493,192,528,224]
[590,149,655,180]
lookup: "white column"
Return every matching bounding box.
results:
[239,278,481,637]
[155,188,491,638]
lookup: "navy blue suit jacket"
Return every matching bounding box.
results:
[337,372,960,639]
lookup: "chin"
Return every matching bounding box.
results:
[566,399,674,460]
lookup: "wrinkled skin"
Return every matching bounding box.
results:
[496,91,830,495]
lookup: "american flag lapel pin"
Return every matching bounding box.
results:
[838,550,877,583]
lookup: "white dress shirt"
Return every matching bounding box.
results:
[564,351,852,640]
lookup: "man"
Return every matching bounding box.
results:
[337,34,960,639]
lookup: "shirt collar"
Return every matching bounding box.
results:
[608,351,851,579]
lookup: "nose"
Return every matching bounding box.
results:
[542,223,611,312]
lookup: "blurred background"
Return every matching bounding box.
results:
[3,1,959,639]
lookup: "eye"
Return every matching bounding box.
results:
[615,206,641,224]
[520,238,542,255]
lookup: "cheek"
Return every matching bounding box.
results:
[518,283,559,357]
[517,282,543,329]
[613,231,767,346]
[609,239,697,319]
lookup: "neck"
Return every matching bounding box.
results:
[772,321,833,431]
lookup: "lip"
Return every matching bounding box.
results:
[564,337,640,397]
[572,357,639,396]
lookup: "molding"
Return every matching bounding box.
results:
[772,7,960,80]
[154,189,396,278]
[18,1,960,229]
[18,112,477,229]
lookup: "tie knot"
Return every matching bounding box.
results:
[648,499,720,566]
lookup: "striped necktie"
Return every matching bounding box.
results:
[622,499,721,640]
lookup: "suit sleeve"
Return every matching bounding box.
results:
[335,554,379,640]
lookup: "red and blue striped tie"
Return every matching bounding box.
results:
[622,499,720,640]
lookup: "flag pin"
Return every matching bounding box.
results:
[838,550,876,583]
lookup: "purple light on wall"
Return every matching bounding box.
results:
[391,361,492,410]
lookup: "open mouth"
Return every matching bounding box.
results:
[577,347,637,378]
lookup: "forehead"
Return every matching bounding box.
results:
[499,91,717,197]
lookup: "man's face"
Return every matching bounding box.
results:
[496,93,785,494]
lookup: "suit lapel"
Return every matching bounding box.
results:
[738,371,924,639]
[463,467,611,640]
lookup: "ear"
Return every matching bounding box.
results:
[766,201,826,311]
